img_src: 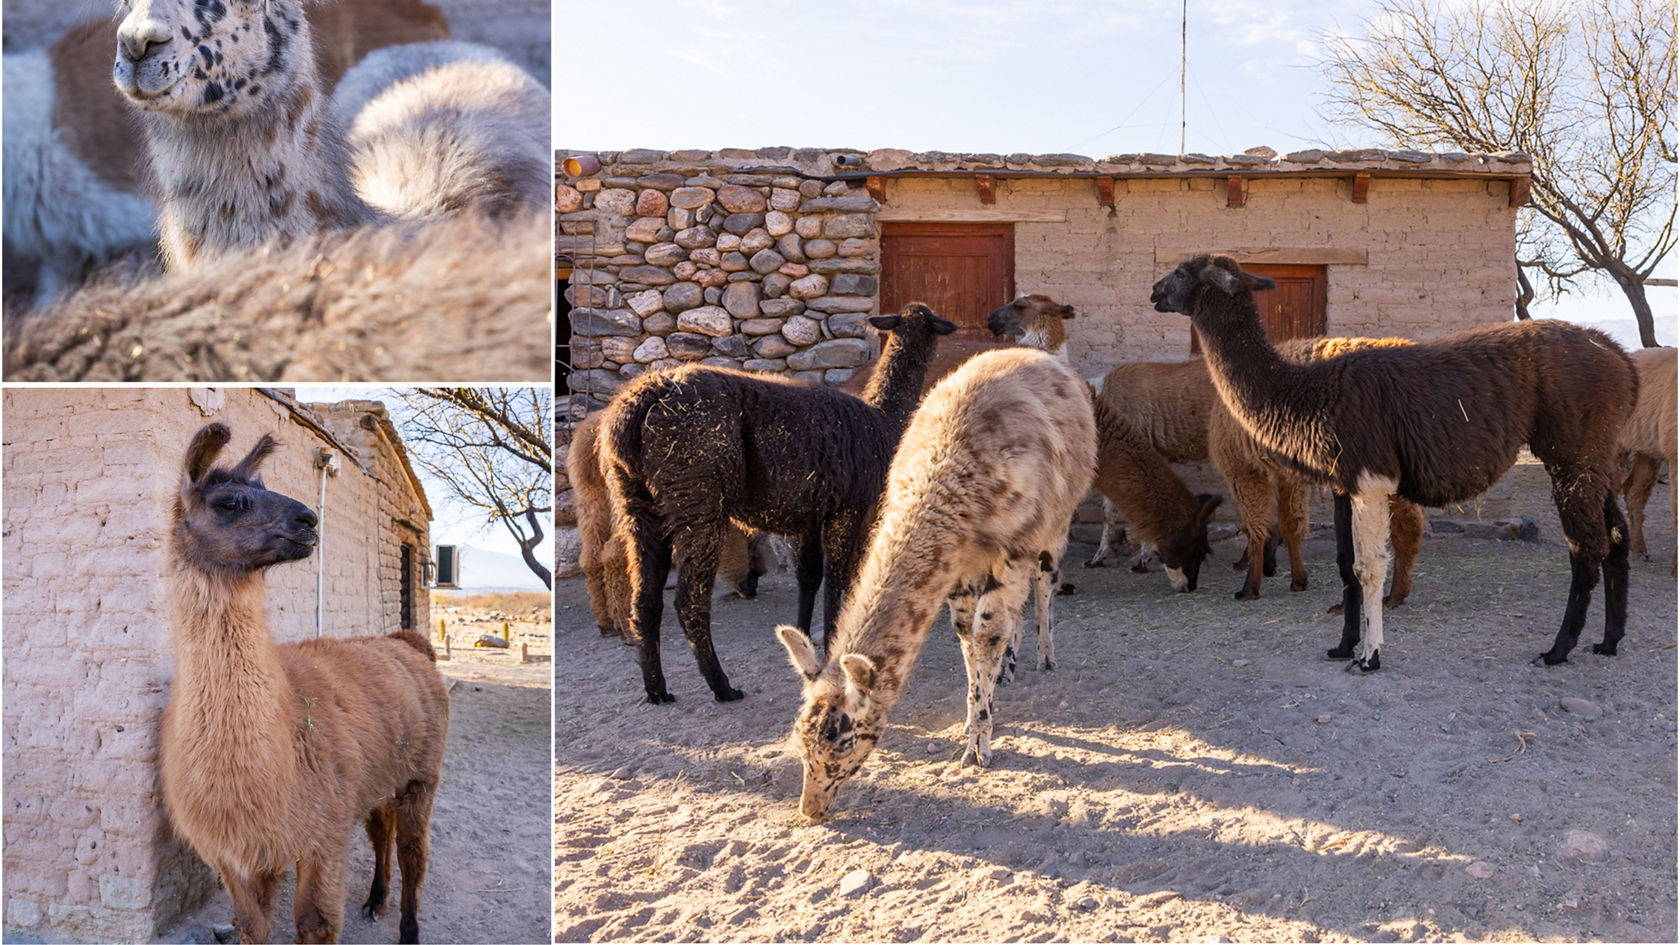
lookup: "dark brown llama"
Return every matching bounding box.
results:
[602,304,956,704]
[161,423,449,943]
[1153,255,1637,672]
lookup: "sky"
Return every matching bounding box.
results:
[553,0,1677,347]
[293,386,552,590]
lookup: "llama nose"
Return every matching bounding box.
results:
[296,507,320,529]
[117,19,172,63]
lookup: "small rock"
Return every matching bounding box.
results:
[1559,697,1602,720]
[212,923,238,944]
[474,634,510,648]
[1465,860,1496,879]
[1561,830,1609,859]
[1076,895,1099,910]
[838,868,873,897]
[1315,716,1332,724]
[1231,659,1251,667]
[181,924,216,944]
[610,765,634,780]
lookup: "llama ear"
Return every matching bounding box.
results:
[1058,303,1076,320]
[931,315,958,335]
[183,423,232,484]
[776,625,822,680]
[1202,260,1245,295]
[868,314,903,332]
[231,433,280,480]
[1245,272,1275,291]
[840,653,876,696]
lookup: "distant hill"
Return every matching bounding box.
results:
[441,545,549,591]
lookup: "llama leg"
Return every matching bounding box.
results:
[362,805,397,919]
[1086,498,1120,567]
[1623,453,1658,560]
[628,532,675,703]
[1327,491,1363,659]
[1347,485,1394,673]
[1279,478,1311,592]
[1226,464,1273,599]
[950,579,987,754]
[1034,550,1057,671]
[1594,489,1631,657]
[584,560,616,635]
[1537,470,1613,665]
[963,563,1033,767]
[673,525,741,702]
[223,868,280,945]
[293,849,348,944]
[394,780,437,945]
[1386,498,1425,607]
[819,513,865,651]
[792,534,824,636]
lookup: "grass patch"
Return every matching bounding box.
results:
[432,590,551,616]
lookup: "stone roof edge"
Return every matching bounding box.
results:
[556,146,1532,178]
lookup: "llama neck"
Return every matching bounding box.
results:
[1192,299,1336,475]
[1092,396,1196,542]
[164,558,299,786]
[861,333,935,435]
[143,45,373,269]
[824,505,953,712]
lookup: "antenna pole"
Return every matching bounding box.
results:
[1180,0,1187,154]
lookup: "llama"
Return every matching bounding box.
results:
[1209,335,1427,604]
[987,296,1219,590]
[331,40,550,221]
[162,423,449,943]
[111,0,545,269]
[570,410,774,637]
[1617,346,1677,568]
[1153,254,1637,671]
[3,2,449,304]
[778,348,1096,819]
[5,212,550,381]
[603,304,956,704]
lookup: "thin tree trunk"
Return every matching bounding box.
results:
[1608,262,1660,347]
[517,505,553,589]
[1515,263,1535,320]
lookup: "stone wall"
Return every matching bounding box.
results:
[1,388,432,941]
[559,147,1526,416]
[558,149,888,415]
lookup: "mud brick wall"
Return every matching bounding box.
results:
[2,388,430,941]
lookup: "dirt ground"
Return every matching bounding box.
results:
[158,605,553,945]
[554,477,1677,943]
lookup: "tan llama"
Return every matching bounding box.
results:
[779,348,1096,820]
[161,423,449,943]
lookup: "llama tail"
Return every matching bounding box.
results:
[600,376,663,478]
[387,629,438,662]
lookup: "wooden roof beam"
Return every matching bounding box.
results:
[1227,175,1246,208]
[1509,175,1531,207]
[1351,172,1371,203]
[975,175,996,204]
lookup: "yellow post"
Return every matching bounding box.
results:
[502,620,510,642]
[437,617,446,642]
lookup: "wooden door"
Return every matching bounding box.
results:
[1191,263,1327,353]
[880,223,1015,342]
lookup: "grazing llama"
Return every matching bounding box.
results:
[162,423,449,943]
[1153,255,1636,672]
[780,348,1095,819]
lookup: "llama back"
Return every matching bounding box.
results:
[1621,346,1676,459]
[1097,359,1216,462]
[279,634,450,777]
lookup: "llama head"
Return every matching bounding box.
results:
[1156,493,1224,593]
[172,422,319,577]
[869,302,957,348]
[776,625,885,821]
[113,0,310,119]
[1150,255,1274,316]
[987,295,1075,355]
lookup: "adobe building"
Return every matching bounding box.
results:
[1,387,433,941]
[556,146,1530,416]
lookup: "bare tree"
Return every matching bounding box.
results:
[394,387,553,589]
[1320,0,1676,346]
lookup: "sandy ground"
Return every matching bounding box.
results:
[555,478,1677,943]
[158,606,553,945]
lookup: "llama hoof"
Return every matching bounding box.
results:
[1326,603,1345,616]
[1291,580,1309,592]
[1326,644,1355,660]
[1233,587,1259,601]
[1347,652,1380,674]
[1589,642,1619,656]
[1058,582,1078,595]
[1129,562,1151,574]
[1039,657,1055,672]
[960,746,990,768]
[362,901,387,921]
[1083,557,1108,569]
[1534,652,1569,666]
[646,690,677,705]
[714,686,746,703]
[1383,594,1406,608]
[597,623,618,636]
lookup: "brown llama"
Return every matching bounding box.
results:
[988,296,1220,590]
[1154,255,1637,672]
[603,304,956,704]
[779,348,1096,819]
[570,409,773,637]
[1617,346,1677,570]
[162,423,449,943]
[1210,335,1427,604]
